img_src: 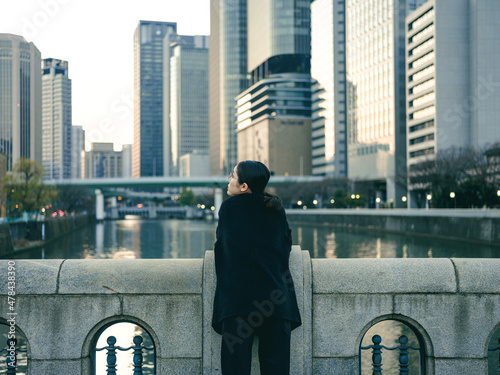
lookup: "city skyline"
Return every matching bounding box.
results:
[0,0,210,151]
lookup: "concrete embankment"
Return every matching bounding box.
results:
[0,214,93,256]
[286,208,500,245]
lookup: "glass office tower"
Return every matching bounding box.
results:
[170,36,209,176]
[235,0,313,176]
[209,0,248,176]
[345,0,408,207]
[311,0,347,177]
[42,58,72,180]
[133,21,177,178]
[0,34,41,171]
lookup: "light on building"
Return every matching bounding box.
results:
[201,204,206,209]
[402,196,407,202]
[137,203,143,208]
[211,206,215,211]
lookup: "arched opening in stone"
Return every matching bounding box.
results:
[488,325,500,375]
[359,319,425,374]
[91,321,155,375]
[0,322,28,375]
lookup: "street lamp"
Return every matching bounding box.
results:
[450,192,456,209]
[313,200,318,205]
[426,194,432,210]
[402,196,407,202]
[297,200,302,206]
[497,190,500,197]
[351,194,355,199]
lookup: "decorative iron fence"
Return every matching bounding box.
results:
[93,335,155,375]
[360,334,423,375]
[489,338,500,375]
[0,339,28,375]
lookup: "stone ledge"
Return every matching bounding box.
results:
[312,258,457,294]
[58,259,203,294]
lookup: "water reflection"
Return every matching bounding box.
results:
[10,219,500,260]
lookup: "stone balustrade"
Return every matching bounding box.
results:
[0,246,499,374]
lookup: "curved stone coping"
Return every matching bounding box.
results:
[0,259,203,295]
[312,258,500,294]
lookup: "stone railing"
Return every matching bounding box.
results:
[0,247,499,374]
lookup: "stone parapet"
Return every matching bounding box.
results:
[0,247,499,374]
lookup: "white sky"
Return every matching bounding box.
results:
[0,0,210,151]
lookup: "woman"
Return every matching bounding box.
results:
[212,160,302,375]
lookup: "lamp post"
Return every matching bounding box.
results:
[426,194,432,210]
[450,192,456,209]
[375,197,381,209]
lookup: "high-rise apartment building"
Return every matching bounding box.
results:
[0,34,42,171]
[345,0,408,206]
[235,0,313,176]
[311,0,347,177]
[406,0,500,205]
[71,125,84,179]
[170,36,209,176]
[133,21,177,178]
[209,0,248,176]
[42,58,72,180]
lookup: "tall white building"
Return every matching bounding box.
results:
[71,125,84,179]
[42,58,72,180]
[311,0,347,177]
[406,0,500,204]
[121,144,132,178]
[345,0,409,207]
[0,34,42,171]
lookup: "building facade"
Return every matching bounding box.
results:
[170,36,210,176]
[71,125,84,179]
[42,58,72,180]
[311,0,347,177]
[235,0,313,176]
[0,34,42,171]
[84,143,122,179]
[133,21,177,178]
[121,144,132,178]
[345,0,409,207]
[406,0,500,205]
[209,0,248,176]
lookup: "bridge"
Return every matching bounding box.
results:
[1,247,499,374]
[45,176,325,220]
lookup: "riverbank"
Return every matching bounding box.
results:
[0,214,93,256]
[286,208,500,246]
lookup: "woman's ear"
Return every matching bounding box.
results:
[241,183,251,193]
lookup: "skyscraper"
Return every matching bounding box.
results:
[406,0,500,205]
[311,0,347,177]
[209,0,248,176]
[71,125,84,179]
[345,0,409,206]
[42,58,72,180]
[170,36,209,176]
[0,34,41,171]
[235,0,313,176]
[133,21,177,178]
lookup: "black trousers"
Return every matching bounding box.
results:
[221,315,291,375]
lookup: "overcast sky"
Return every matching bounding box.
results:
[0,0,210,151]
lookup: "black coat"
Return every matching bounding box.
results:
[212,193,302,334]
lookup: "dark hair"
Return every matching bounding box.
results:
[236,160,282,211]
